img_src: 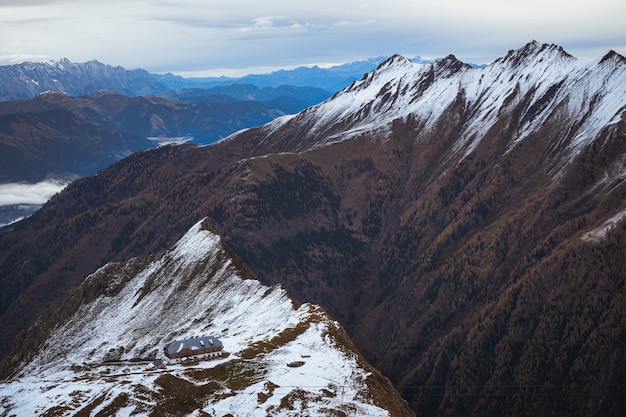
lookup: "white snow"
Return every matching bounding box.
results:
[206,321,387,416]
[581,208,626,242]
[147,135,194,146]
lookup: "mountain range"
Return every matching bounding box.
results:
[0,55,478,103]
[1,41,625,416]
[0,56,393,102]
[0,56,384,226]
[0,54,448,227]
[0,85,332,226]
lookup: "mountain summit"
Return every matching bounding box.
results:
[1,42,625,416]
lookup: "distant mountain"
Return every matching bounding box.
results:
[2,41,625,416]
[0,92,151,183]
[0,88,325,225]
[0,58,168,101]
[0,56,432,102]
[0,57,376,102]
[160,83,332,105]
[163,56,440,91]
[232,56,391,91]
[0,218,413,416]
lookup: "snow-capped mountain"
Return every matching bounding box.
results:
[1,41,625,417]
[0,56,387,102]
[0,58,168,101]
[0,218,412,416]
[256,41,626,164]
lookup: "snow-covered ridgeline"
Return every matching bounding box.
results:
[285,42,626,160]
[19,219,301,376]
[2,219,399,416]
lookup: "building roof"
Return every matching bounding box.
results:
[165,335,223,356]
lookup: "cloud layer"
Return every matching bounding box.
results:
[0,180,68,207]
[0,0,625,75]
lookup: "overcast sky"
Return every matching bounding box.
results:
[1,0,625,76]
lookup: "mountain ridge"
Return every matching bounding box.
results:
[0,58,167,101]
[253,41,625,161]
[0,89,320,185]
[0,54,475,103]
[0,218,413,416]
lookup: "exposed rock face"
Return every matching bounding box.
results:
[1,42,626,416]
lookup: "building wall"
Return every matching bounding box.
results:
[165,349,223,364]
[167,346,222,359]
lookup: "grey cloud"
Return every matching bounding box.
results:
[0,0,624,75]
[0,0,65,6]
[0,181,68,207]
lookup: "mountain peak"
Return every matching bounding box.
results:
[600,49,626,65]
[376,54,413,71]
[263,40,624,162]
[1,218,413,416]
[48,57,72,66]
[434,54,470,75]
[499,40,574,67]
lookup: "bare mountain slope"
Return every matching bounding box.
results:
[0,218,412,416]
[1,42,625,416]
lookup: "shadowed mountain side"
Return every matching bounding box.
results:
[0,106,151,182]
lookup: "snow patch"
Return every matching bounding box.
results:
[581,208,626,242]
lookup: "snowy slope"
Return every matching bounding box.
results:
[261,41,626,163]
[0,219,410,416]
